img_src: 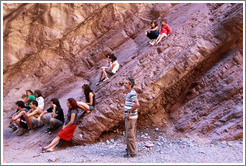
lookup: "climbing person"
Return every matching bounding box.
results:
[155,19,171,46]
[24,90,35,110]
[38,98,64,134]
[34,90,44,110]
[9,101,29,135]
[40,98,78,153]
[96,53,119,86]
[145,21,159,46]
[123,77,140,158]
[77,84,95,114]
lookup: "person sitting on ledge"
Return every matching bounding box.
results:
[24,90,35,110]
[96,53,119,86]
[12,100,44,136]
[9,101,29,135]
[145,21,159,46]
[154,19,171,46]
[77,84,95,114]
[40,98,78,153]
[38,98,64,134]
[34,90,44,110]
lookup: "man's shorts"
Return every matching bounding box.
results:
[31,117,43,128]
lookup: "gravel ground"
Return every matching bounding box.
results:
[4,128,244,164]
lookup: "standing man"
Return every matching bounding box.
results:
[123,77,140,158]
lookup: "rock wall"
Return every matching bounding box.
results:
[3,3,243,145]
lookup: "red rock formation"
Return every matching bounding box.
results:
[3,3,243,145]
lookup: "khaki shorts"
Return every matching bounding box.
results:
[32,117,43,128]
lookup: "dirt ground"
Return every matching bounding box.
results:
[2,111,244,164]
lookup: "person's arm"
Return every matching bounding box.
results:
[52,105,58,118]
[109,63,116,71]
[24,97,30,104]
[127,99,140,120]
[63,113,76,129]
[27,108,40,117]
[37,110,47,122]
[150,26,159,31]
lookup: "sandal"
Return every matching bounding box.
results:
[41,149,53,153]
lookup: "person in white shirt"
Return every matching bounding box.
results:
[34,90,44,110]
[96,53,119,86]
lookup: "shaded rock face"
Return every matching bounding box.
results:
[3,3,243,145]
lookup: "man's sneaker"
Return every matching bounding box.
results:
[45,128,51,133]
[25,128,31,136]
[123,153,136,158]
[96,82,100,86]
[16,128,25,136]
[9,124,18,131]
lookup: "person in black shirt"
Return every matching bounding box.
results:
[38,98,64,134]
[77,84,95,113]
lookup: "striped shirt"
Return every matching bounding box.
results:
[124,89,138,119]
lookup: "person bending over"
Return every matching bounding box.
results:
[77,84,96,114]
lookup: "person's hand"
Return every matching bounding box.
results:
[37,117,41,123]
[53,104,56,108]
[127,113,130,120]
[62,126,66,130]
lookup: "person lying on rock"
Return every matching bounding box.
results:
[40,98,78,153]
[9,101,29,135]
[11,100,44,136]
[145,21,159,46]
[154,19,171,46]
[96,53,119,86]
[38,98,64,134]
[77,84,95,114]
[24,90,35,110]
[34,90,44,110]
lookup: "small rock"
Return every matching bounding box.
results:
[155,128,159,131]
[109,139,114,143]
[157,142,161,146]
[106,140,110,144]
[145,133,148,136]
[48,157,56,162]
[80,134,83,138]
[145,142,154,148]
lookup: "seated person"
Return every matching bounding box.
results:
[34,90,44,110]
[40,98,78,153]
[11,100,44,136]
[145,21,159,45]
[77,84,95,114]
[24,90,35,110]
[96,54,119,85]
[38,98,64,134]
[155,19,171,46]
[9,101,29,135]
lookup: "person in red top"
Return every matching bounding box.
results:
[155,19,171,46]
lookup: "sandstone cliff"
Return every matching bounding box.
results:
[3,3,243,145]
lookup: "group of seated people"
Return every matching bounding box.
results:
[9,83,96,137]
[145,19,171,46]
[8,52,120,152]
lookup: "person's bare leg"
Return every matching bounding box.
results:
[98,69,104,82]
[77,102,90,113]
[15,119,22,128]
[44,136,60,151]
[102,68,109,80]
[22,113,33,129]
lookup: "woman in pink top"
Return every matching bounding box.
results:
[154,19,171,46]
